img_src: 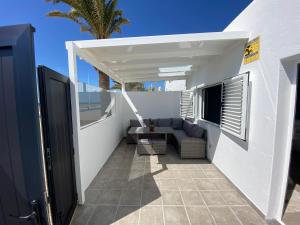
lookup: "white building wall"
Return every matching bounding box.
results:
[165,80,186,91]
[186,0,300,219]
[121,91,181,125]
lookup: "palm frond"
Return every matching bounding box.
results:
[46,0,129,39]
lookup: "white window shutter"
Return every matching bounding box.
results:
[180,90,194,119]
[221,72,249,140]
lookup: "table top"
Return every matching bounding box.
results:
[128,127,173,134]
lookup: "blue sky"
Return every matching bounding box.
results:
[0,0,251,89]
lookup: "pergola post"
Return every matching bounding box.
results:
[66,42,84,204]
[121,81,126,93]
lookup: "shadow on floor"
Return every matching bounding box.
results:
[70,140,268,225]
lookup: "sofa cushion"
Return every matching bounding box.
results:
[183,120,194,136]
[173,130,188,143]
[157,118,172,127]
[190,125,205,138]
[130,119,142,127]
[172,118,183,130]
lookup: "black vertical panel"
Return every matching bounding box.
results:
[0,48,22,225]
[0,24,47,225]
[38,66,77,225]
[0,25,47,225]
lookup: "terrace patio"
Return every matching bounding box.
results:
[63,16,300,223]
[70,141,268,225]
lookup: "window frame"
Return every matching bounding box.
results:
[193,72,249,140]
[197,82,223,126]
[220,72,249,140]
[180,90,195,120]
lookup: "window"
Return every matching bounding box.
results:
[220,72,249,140]
[196,72,249,140]
[202,84,222,124]
[180,90,194,119]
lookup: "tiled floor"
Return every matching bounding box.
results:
[282,149,300,225]
[283,186,300,225]
[71,140,268,225]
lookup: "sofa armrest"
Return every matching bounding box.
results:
[180,137,206,159]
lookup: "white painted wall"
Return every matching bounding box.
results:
[186,0,300,220]
[78,93,123,191]
[75,90,181,203]
[165,80,186,91]
[121,91,181,131]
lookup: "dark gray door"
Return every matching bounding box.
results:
[0,25,47,225]
[38,66,77,225]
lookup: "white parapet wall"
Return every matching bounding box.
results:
[78,93,124,194]
[186,0,300,220]
[76,90,181,203]
[121,91,181,131]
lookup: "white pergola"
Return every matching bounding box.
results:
[66,31,249,203]
[66,31,249,85]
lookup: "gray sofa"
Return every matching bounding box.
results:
[127,118,207,159]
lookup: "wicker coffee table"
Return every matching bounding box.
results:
[128,127,173,155]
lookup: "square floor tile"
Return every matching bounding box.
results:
[212,178,235,190]
[142,189,162,206]
[89,177,109,189]
[203,169,224,178]
[113,206,139,225]
[88,205,117,225]
[162,191,183,205]
[194,179,218,190]
[186,206,214,225]
[201,191,225,206]
[119,189,141,206]
[71,205,95,225]
[231,206,268,225]
[107,179,128,190]
[181,191,205,206]
[209,206,241,225]
[186,170,207,178]
[164,206,190,225]
[123,177,143,190]
[97,189,122,205]
[219,191,248,205]
[139,206,164,225]
[159,179,179,190]
[85,189,100,204]
[143,177,160,190]
[177,178,198,191]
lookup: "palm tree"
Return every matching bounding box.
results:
[111,80,145,91]
[46,0,129,89]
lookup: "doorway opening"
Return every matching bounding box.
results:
[283,64,300,225]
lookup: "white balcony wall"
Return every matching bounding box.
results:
[121,91,181,131]
[77,91,181,202]
[78,92,124,194]
[186,0,300,219]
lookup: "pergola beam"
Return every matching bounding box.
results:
[109,60,209,71]
[91,48,223,61]
[124,75,187,83]
[74,31,249,49]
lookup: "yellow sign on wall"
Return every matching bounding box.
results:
[244,37,260,64]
